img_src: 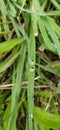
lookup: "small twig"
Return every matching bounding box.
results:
[0,76,50,90]
[0,84,50,90]
[45,95,53,111]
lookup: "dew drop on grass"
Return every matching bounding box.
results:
[32,96,34,100]
[29,59,35,72]
[29,59,34,66]
[29,113,33,119]
[55,44,57,49]
[28,92,31,96]
[28,92,29,96]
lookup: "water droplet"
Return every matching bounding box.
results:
[32,96,34,100]
[55,44,57,48]
[30,68,34,72]
[34,30,38,37]
[29,59,34,66]
[29,113,33,119]
[28,92,29,96]
[28,92,31,96]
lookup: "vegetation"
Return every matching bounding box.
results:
[0,0,60,130]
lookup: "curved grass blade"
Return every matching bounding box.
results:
[47,17,60,37]
[51,0,60,10]
[42,17,60,57]
[0,51,20,73]
[41,60,60,76]
[38,17,57,54]
[0,37,24,54]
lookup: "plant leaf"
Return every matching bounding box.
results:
[0,37,24,54]
[41,60,60,76]
[33,106,60,129]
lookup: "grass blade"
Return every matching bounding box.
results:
[0,37,24,54]
[42,17,60,57]
[38,17,57,54]
[51,0,60,10]
[41,60,60,76]
[7,42,26,130]
[47,17,60,37]
[0,51,20,73]
[34,106,60,129]
[27,20,35,130]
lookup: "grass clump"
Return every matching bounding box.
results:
[0,0,60,130]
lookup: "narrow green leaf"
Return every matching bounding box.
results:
[51,0,60,10]
[41,60,60,76]
[48,17,60,37]
[0,37,24,54]
[4,103,11,130]
[10,17,20,36]
[7,1,16,17]
[0,51,20,73]
[7,42,26,130]
[32,0,38,36]
[28,17,35,130]
[38,17,57,54]
[0,0,7,15]
[42,17,60,57]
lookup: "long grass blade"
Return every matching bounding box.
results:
[0,37,24,54]
[42,17,60,57]
[27,19,35,130]
[7,42,26,130]
[38,17,57,54]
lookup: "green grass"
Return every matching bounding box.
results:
[0,0,60,130]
